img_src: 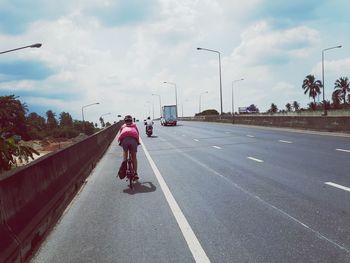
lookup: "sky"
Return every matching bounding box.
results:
[0,0,349,124]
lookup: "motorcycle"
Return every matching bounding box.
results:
[146,125,153,137]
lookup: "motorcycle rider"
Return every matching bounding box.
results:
[145,116,153,134]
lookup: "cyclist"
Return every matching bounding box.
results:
[117,115,140,180]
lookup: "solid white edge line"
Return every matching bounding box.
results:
[279,140,292,144]
[140,138,211,262]
[336,148,350,153]
[325,182,350,192]
[247,157,264,163]
[212,146,222,149]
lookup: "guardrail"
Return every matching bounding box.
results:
[179,115,350,133]
[0,123,121,263]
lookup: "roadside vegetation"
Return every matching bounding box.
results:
[0,95,111,173]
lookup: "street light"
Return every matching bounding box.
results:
[0,43,42,54]
[199,91,208,113]
[197,47,223,115]
[82,102,100,133]
[163,81,178,118]
[232,78,244,116]
[152,93,162,118]
[322,45,342,116]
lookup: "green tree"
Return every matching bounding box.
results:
[99,117,105,128]
[269,103,278,113]
[292,101,300,111]
[46,110,58,131]
[59,112,73,127]
[0,95,38,172]
[26,112,47,139]
[285,103,292,112]
[302,75,322,103]
[333,77,350,105]
[308,102,317,110]
[0,95,28,138]
[0,135,39,172]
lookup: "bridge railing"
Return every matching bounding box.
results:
[0,122,121,263]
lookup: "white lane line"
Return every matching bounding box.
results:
[279,140,292,144]
[247,135,255,138]
[140,139,210,262]
[182,134,186,137]
[325,182,350,193]
[212,146,222,149]
[193,139,199,142]
[247,157,264,163]
[225,131,231,134]
[336,148,350,153]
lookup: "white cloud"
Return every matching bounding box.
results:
[1,1,349,121]
[231,21,319,66]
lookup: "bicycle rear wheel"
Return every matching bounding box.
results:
[127,160,134,189]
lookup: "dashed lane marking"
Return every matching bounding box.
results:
[279,140,292,144]
[247,157,264,163]
[212,146,222,149]
[193,139,199,142]
[247,135,255,138]
[336,148,350,153]
[325,182,350,193]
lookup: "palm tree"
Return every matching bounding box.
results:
[333,77,350,105]
[302,75,322,103]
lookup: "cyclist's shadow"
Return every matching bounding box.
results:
[123,181,157,195]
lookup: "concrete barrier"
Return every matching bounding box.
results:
[179,115,350,133]
[0,123,121,263]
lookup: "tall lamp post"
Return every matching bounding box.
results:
[0,43,42,54]
[197,47,223,115]
[232,78,244,117]
[152,93,162,118]
[82,102,100,133]
[163,81,178,118]
[199,91,208,113]
[322,45,342,116]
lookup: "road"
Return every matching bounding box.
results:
[32,121,350,262]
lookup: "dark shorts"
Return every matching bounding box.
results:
[121,137,138,153]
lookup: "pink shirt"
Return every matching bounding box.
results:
[117,123,140,143]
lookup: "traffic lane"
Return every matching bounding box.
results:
[187,141,350,252]
[161,126,350,248]
[32,138,194,263]
[155,123,350,211]
[181,121,350,154]
[143,134,349,262]
[160,122,350,190]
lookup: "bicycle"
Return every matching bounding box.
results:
[125,149,136,189]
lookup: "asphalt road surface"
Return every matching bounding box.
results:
[32,121,350,263]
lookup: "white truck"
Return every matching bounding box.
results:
[161,105,177,126]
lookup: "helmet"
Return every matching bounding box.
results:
[147,116,151,119]
[124,115,133,124]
